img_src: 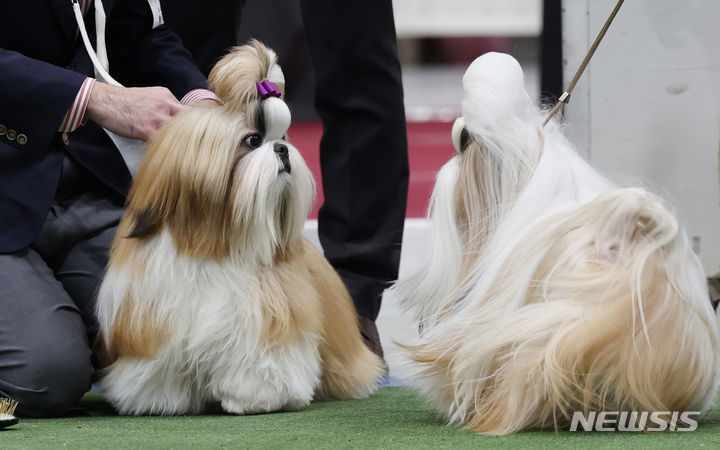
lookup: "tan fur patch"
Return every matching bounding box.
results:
[104,291,168,363]
[255,241,323,345]
[293,239,384,400]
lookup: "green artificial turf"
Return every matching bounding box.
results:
[3,387,720,449]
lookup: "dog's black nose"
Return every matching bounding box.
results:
[274,143,291,174]
[274,143,288,157]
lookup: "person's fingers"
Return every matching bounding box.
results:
[86,84,190,142]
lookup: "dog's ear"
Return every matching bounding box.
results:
[126,208,162,239]
[593,190,677,264]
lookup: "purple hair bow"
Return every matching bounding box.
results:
[257,80,281,99]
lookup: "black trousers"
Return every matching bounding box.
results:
[541,0,563,101]
[164,0,409,321]
[0,156,123,417]
[300,0,408,320]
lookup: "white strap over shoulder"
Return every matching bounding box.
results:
[72,0,164,84]
[70,0,147,176]
[146,0,164,29]
[71,0,120,86]
[93,0,110,76]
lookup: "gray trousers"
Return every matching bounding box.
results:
[0,157,123,417]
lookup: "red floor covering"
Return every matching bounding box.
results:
[289,120,456,219]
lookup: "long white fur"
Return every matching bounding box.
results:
[262,97,292,143]
[386,52,720,434]
[98,230,322,415]
[231,139,314,265]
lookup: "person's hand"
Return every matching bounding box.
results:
[86,82,188,141]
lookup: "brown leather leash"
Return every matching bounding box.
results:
[543,0,625,127]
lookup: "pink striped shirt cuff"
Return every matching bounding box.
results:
[58,77,96,133]
[181,89,221,106]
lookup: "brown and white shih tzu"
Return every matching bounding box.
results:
[96,41,383,415]
[385,52,720,434]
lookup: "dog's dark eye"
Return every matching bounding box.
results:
[243,133,263,149]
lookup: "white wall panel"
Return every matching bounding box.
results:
[563,0,720,272]
[393,0,542,37]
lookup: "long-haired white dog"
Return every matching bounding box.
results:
[386,52,720,434]
[96,41,383,415]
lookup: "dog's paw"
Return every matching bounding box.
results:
[220,396,284,415]
[220,392,311,415]
[282,397,311,412]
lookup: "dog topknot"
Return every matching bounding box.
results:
[208,40,290,141]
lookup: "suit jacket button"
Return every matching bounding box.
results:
[6,129,17,141]
[62,133,70,146]
[17,134,28,145]
[0,125,6,136]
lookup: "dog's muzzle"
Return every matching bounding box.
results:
[274,143,291,174]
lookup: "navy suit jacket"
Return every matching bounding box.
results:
[0,0,207,253]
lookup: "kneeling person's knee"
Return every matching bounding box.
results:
[3,330,93,417]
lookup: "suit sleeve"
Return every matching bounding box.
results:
[0,48,86,154]
[106,0,208,99]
